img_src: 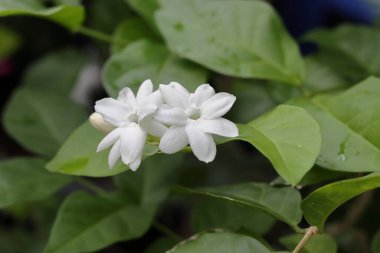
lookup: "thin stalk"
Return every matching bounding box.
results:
[75,177,108,196]
[77,26,114,44]
[292,226,318,253]
[153,221,183,242]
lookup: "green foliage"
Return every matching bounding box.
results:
[177,182,302,230]
[126,0,159,28]
[44,192,156,253]
[156,0,305,85]
[0,25,20,59]
[236,105,321,185]
[103,39,208,96]
[0,158,70,208]
[302,172,380,230]
[0,0,85,31]
[167,231,271,253]
[372,230,380,253]
[293,77,380,173]
[280,234,337,253]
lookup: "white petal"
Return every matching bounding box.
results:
[138,103,157,122]
[137,79,153,103]
[201,93,236,119]
[108,140,121,168]
[89,112,114,133]
[185,124,216,163]
[190,84,215,108]
[129,158,141,171]
[196,118,238,137]
[146,90,163,106]
[120,123,147,164]
[154,105,188,126]
[97,128,122,152]
[95,98,130,127]
[140,118,168,137]
[118,87,137,109]
[159,82,190,109]
[159,126,188,154]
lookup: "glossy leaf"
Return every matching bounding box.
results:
[114,153,183,205]
[192,198,275,235]
[0,0,85,31]
[302,172,380,230]
[0,158,70,208]
[236,105,321,185]
[280,234,337,253]
[292,77,380,173]
[177,182,302,230]
[167,231,271,253]
[103,40,207,96]
[3,88,87,157]
[111,18,157,54]
[156,0,304,85]
[0,25,20,59]
[46,121,159,177]
[44,192,156,253]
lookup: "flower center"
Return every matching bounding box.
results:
[127,111,139,123]
[185,107,201,120]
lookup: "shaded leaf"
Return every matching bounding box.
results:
[126,0,159,27]
[103,40,207,96]
[44,192,155,253]
[0,24,20,59]
[302,172,380,230]
[0,0,84,31]
[0,158,70,208]
[372,230,380,253]
[177,182,302,230]
[280,233,337,253]
[167,231,271,253]
[144,237,177,253]
[46,121,159,177]
[156,0,304,85]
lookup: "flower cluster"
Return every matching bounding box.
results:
[90,80,238,171]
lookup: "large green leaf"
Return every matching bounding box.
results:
[302,172,380,230]
[177,182,302,231]
[280,234,337,253]
[156,0,304,85]
[103,39,208,96]
[3,87,87,157]
[44,192,156,253]
[167,231,271,253]
[192,198,275,235]
[0,0,84,31]
[126,0,159,27]
[114,153,183,205]
[304,25,380,81]
[0,158,70,208]
[236,105,321,185]
[46,121,159,177]
[0,25,20,59]
[144,237,177,253]
[292,77,380,173]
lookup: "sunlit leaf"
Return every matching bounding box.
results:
[156,0,304,85]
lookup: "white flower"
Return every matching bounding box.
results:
[154,82,238,163]
[93,80,167,171]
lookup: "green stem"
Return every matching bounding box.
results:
[153,221,183,242]
[75,177,108,196]
[77,26,114,44]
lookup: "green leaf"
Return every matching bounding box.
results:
[0,158,70,208]
[103,39,208,96]
[292,77,380,173]
[192,198,275,235]
[156,0,304,85]
[302,172,380,230]
[0,24,21,59]
[167,231,271,253]
[236,105,321,185]
[44,192,156,253]
[111,18,157,54]
[177,182,302,230]
[114,153,183,205]
[144,237,177,253]
[372,230,380,253]
[280,234,337,253]
[304,25,380,81]
[3,88,87,157]
[126,0,159,27]
[0,0,85,31]
[46,121,159,177]
[22,49,88,93]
